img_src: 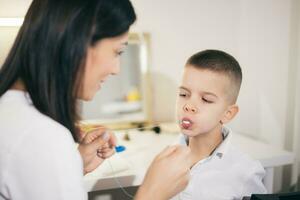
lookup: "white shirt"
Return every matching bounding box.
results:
[0,90,87,200]
[172,126,267,200]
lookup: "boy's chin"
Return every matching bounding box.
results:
[181,129,197,137]
[181,128,208,137]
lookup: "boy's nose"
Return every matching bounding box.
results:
[183,103,198,113]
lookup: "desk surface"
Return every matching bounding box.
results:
[84,130,294,192]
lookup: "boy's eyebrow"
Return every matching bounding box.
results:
[179,86,190,92]
[202,92,218,98]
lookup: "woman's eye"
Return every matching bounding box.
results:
[179,93,187,97]
[116,51,124,56]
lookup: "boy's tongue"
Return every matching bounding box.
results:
[181,118,193,129]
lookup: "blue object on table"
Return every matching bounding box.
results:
[115,145,126,153]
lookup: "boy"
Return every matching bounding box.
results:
[172,50,266,200]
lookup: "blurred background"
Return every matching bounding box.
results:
[0,0,299,194]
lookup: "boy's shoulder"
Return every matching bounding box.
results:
[221,137,266,184]
[204,126,265,175]
[221,127,262,166]
[226,144,264,170]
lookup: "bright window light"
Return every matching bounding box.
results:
[0,18,24,27]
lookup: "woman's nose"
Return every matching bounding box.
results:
[111,62,120,75]
[183,103,198,113]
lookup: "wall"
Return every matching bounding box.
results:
[0,27,19,65]
[0,0,30,17]
[0,0,31,65]
[288,0,300,188]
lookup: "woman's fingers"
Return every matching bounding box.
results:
[170,145,193,168]
[155,145,192,168]
[155,145,180,160]
[81,128,106,144]
[81,129,117,149]
[98,143,109,149]
[78,126,119,174]
[97,146,115,159]
[135,145,192,200]
[106,130,117,147]
[88,133,110,150]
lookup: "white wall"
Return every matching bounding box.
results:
[0,0,31,17]
[0,0,31,65]
[289,0,300,187]
[0,27,19,65]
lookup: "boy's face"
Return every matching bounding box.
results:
[176,65,236,137]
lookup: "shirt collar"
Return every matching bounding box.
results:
[212,126,232,159]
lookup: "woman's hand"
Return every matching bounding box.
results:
[135,145,192,200]
[77,128,117,174]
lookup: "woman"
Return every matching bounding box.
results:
[0,0,192,199]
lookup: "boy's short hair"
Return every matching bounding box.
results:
[186,49,242,104]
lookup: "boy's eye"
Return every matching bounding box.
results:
[202,98,213,103]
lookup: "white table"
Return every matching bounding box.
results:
[84,130,294,193]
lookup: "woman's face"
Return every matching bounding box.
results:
[78,32,129,101]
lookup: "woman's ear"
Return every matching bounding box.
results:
[220,105,239,124]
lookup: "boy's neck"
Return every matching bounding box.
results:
[188,124,223,166]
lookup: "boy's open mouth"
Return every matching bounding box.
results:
[181,117,193,129]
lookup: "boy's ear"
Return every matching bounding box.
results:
[220,104,239,124]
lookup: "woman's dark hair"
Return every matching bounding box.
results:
[0,0,136,141]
